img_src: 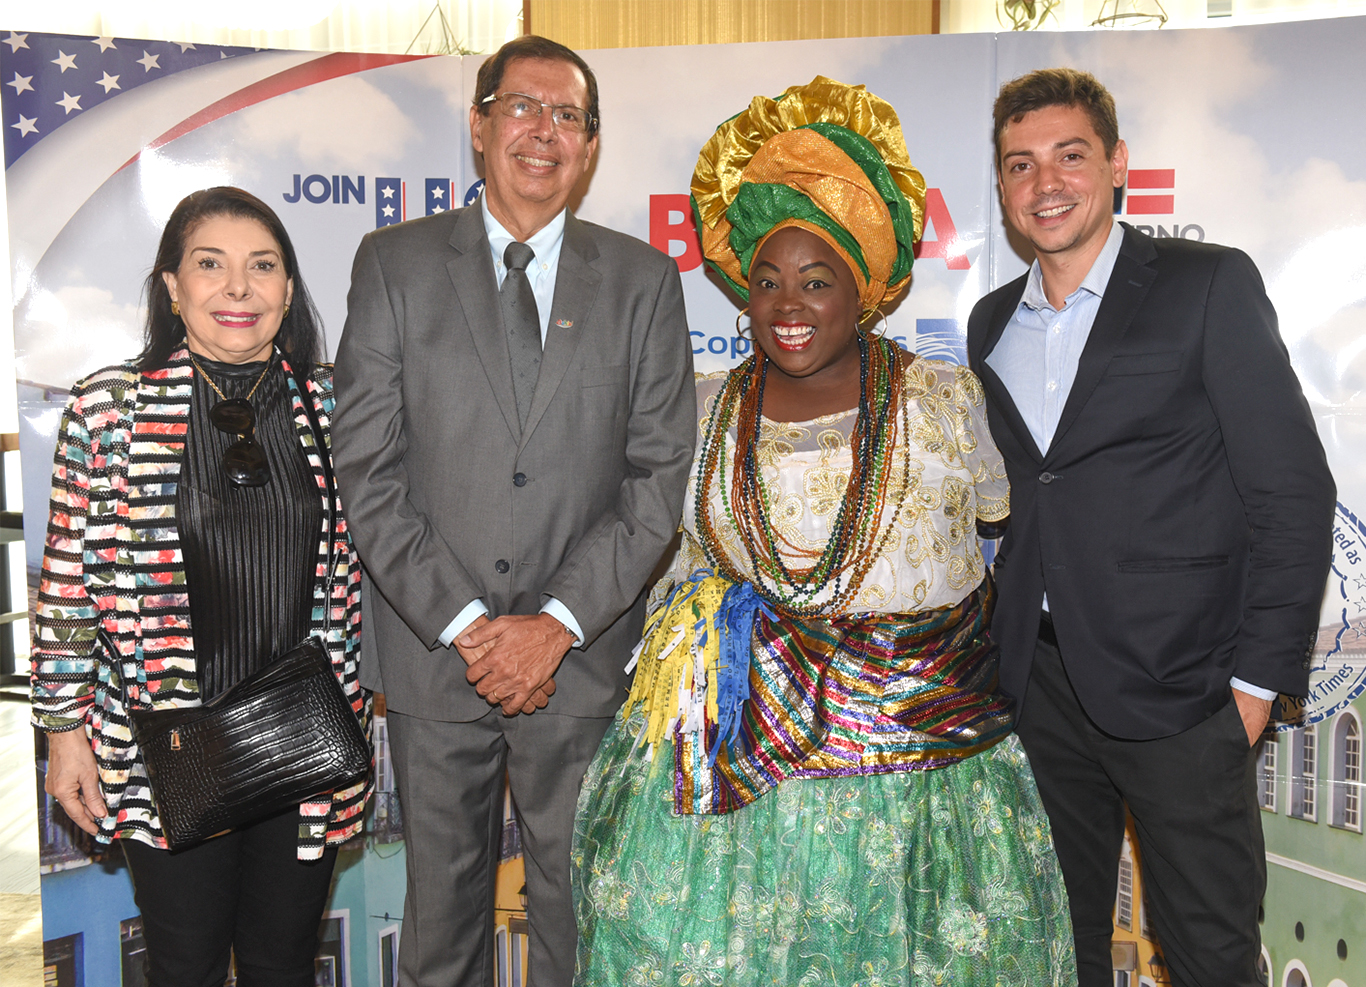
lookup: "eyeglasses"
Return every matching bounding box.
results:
[481,92,594,134]
[209,398,271,487]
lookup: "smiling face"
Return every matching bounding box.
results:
[998,103,1128,276]
[749,226,863,391]
[162,214,293,364]
[470,56,598,241]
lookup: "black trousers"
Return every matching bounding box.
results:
[122,808,339,987]
[1015,629,1265,987]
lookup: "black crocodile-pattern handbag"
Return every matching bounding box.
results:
[127,637,369,850]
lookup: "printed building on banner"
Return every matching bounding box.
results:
[1252,501,1366,986]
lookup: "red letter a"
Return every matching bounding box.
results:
[913,189,970,271]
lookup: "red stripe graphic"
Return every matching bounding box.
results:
[1127,194,1175,214]
[1127,169,1175,189]
[121,52,434,171]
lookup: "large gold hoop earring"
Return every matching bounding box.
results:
[861,309,888,339]
[735,307,750,339]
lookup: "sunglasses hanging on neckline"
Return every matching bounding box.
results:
[208,397,271,487]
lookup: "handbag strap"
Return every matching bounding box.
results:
[288,358,340,639]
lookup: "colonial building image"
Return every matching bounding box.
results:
[1255,629,1365,987]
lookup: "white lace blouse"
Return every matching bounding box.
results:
[671,357,1009,616]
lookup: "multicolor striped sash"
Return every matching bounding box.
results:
[622,572,1014,815]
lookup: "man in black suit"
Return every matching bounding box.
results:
[967,68,1334,986]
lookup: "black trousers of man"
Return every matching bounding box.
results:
[1015,624,1266,987]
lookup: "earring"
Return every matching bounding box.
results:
[170,301,180,316]
[861,308,888,339]
[734,307,750,339]
[283,304,290,318]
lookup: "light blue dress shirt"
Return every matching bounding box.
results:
[481,193,565,344]
[437,197,584,650]
[986,222,1272,701]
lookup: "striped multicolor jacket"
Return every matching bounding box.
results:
[31,348,370,859]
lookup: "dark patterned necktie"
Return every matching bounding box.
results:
[501,241,540,430]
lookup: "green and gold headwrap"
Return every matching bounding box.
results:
[691,76,926,321]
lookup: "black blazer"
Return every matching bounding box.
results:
[967,224,1334,740]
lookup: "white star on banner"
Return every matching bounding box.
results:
[220,51,229,59]
[96,72,121,93]
[3,32,28,53]
[55,92,82,114]
[11,115,38,136]
[176,42,196,52]
[51,51,78,72]
[6,73,33,95]
[431,204,444,212]
[431,186,444,199]
[136,51,161,72]
[91,37,116,52]
[383,204,395,217]
[381,185,395,198]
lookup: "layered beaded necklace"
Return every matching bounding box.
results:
[694,332,912,618]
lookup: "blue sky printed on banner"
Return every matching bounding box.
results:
[0,30,254,167]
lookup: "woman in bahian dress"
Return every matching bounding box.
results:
[572,78,1076,986]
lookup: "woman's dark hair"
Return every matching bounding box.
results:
[138,186,324,371]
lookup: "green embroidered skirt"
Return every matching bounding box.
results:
[572,719,1076,986]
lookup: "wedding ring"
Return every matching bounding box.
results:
[489,690,499,704]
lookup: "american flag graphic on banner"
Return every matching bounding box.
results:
[425,177,455,216]
[1,31,255,167]
[376,177,406,227]
[0,29,430,302]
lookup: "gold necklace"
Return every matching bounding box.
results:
[187,350,274,402]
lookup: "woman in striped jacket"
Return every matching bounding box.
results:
[31,186,369,987]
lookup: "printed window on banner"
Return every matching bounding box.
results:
[316,914,348,987]
[496,916,528,987]
[379,926,400,987]
[1112,941,1137,986]
[1139,887,1155,942]
[1115,842,1134,931]
[1331,711,1362,831]
[1290,725,1318,821]
[1258,735,1279,812]
[120,917,147,987]
[42,933,82,987]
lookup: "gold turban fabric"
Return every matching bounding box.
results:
[691,76,926,320]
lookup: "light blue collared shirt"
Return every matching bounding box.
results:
[986,222,1125,457]
[481,193,565,344]
[437,198,583,651]
[986,222,1272,701]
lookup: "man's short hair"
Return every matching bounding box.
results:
[473,35,600,139]
[993,68,1119,165]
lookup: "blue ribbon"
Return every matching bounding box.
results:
[708,580,775,765]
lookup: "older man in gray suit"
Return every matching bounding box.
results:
[332,35,694,987]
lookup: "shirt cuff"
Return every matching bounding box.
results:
[540,597,584,648]
[439,599,490,648]
[1230,677,1278,702]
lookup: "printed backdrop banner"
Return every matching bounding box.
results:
[3,18,1364,987]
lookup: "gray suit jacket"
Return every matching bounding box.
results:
[333,205,695,721]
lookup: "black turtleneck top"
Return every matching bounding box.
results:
[176,355,324,701]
